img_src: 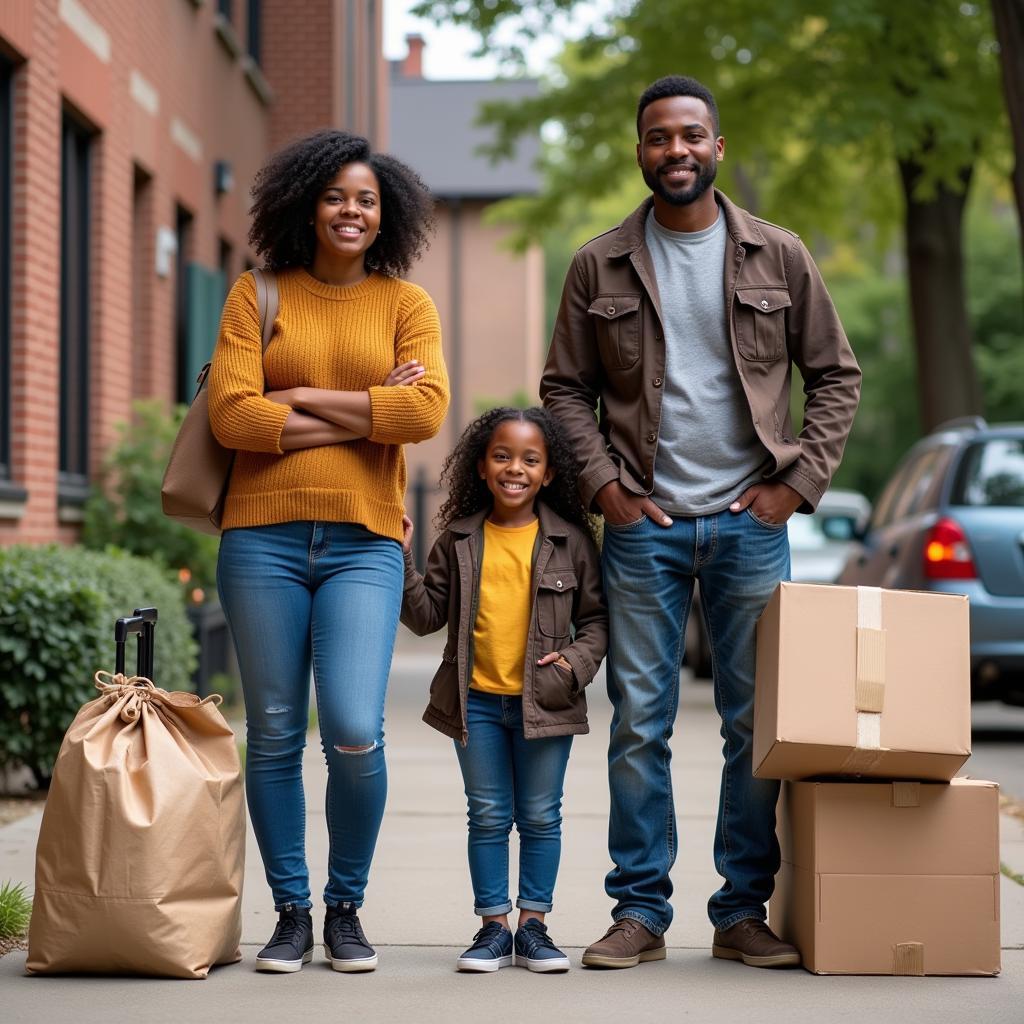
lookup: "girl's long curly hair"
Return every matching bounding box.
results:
[248,130,434,276]
[435,407,596,542]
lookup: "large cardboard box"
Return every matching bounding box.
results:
[754,583,971,780]
[770,779,1001,975]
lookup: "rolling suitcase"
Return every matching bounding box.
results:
[27,608,245,978]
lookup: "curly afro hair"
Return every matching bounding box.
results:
[435,407,596,542]
[249,129,434,277]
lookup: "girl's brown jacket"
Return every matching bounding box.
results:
[400,504,608,742]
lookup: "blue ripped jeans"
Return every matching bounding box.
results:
[217,521,403,911]
[601,507,791,935]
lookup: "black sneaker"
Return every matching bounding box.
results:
[514,919,570,973]
[323,902,378,972]
[255,904,314,973]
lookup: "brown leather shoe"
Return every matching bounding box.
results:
[581,918,666,969]
[712,919,801,968]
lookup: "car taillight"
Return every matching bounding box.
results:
[923,517,977,579]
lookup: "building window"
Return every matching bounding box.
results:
[59,112,93,502]
[0,57,12,482]
[131,165,153,401]
[247,0,261,64]
[175,204,194,404]
[218,237,233,298]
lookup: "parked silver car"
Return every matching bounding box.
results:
[836,419,1024,706]
[685,488,872,678]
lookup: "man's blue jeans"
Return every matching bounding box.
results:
[454,690,574,916]
[601,507,790,935]
[217,521,403,911]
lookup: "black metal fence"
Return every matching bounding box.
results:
[409,466,442,572]
[187,599,233,698]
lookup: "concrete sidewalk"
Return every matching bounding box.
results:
[2,633,1022,1023]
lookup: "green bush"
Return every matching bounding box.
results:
[0,881,31,940]
[0,545,198,788]
[83,399,220,590]
[207,671,241,711]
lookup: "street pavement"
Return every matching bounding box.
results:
[1,630,1022,1023]
[967,699,1024,801]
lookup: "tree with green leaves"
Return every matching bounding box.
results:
[991,0,1024,274]
[415,0,1008,430]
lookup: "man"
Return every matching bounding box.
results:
[540,76,861,970]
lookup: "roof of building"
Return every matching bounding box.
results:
[388,71,541,200]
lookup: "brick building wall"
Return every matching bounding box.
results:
[0,0,385,545]
[264,0,384,150]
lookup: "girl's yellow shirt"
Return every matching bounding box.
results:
[470,518,540,696]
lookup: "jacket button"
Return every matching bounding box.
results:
[653,377,662,387]
[760,299,769,309]
[555,580,563,589]
[607,305,616,315]
[647,432,656,443]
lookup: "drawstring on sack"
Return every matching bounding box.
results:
[94,671,223,722]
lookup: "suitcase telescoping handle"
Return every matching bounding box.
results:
[114,607,158,679]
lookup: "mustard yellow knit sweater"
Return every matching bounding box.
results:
[208,268,449,540]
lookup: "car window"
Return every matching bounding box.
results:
[819,514,858,541]
[888,448,943,523]
[950,439,1024,507]
[870,459,915,530]
[870,448,939,530]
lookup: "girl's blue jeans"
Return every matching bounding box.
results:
[455,690,574,917]
[217,521,403,911]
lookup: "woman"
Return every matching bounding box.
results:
[209,130,448,975]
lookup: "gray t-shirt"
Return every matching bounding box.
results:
[645,208,770,515]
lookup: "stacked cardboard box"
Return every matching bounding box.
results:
[753,583,1000,976]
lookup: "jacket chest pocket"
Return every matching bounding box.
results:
[588,295,642,370]
[734,287,791,361]
[536,569,577,638]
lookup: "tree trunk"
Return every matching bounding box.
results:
[898,158,982,432]
[991,0,1024,274]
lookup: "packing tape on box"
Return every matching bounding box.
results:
[839,745,886,774]
[892,942,925,976]
[855,586,885,749]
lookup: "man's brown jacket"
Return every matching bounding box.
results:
[540,191,861,513]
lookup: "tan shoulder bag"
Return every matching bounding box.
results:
[161,268,278,535]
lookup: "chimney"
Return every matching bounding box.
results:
[402,33,425,78]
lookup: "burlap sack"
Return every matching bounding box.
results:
[26,673,245,979]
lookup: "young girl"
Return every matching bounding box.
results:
[401,407,607,973]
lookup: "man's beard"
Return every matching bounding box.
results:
[643,157,717,207]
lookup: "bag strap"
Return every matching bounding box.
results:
[250,268,278,353]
